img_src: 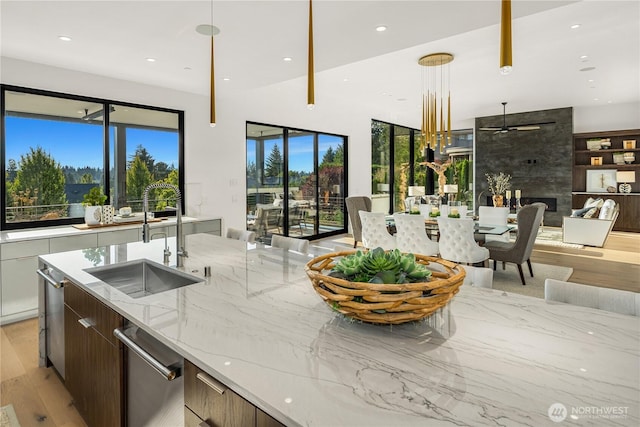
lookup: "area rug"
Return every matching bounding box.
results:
[530,227,583,249]
[0,404,21,427]
[491,263,573,299]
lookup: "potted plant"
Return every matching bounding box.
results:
[82,186,107,225]
[485,172,511,207]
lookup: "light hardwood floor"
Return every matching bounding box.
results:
[1,230,637,426]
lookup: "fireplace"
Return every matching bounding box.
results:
[486,196,557,212]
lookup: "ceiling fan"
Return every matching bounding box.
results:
[479,102,555,134]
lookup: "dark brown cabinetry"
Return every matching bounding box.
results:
[64,281,124,427]
[184,360,285,427]
[572,129,640,232]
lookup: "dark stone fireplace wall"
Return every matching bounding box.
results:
[475,107,573,227]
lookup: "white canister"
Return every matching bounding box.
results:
[84,206,102,225]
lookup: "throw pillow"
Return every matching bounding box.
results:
[583,207,598,219]
[583,197,604,209]
[571,207,592,217]
[598,199,616,220]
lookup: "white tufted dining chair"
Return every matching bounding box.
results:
[461,265,494,288]
[477,206,510,243]
[392,213,439,256]
[436,217,489,265]
[358,211,396,250]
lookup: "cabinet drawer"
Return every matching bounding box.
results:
[64,281,122,346]
[0,239,49,260]
[50,234,98,253]
[97,228,140,246]
[184,360,256,427]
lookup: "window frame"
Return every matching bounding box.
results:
[0,84,185,230]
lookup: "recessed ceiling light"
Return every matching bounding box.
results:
[376,26,387,32]
[580,66,596,72]
[58,35,72,42]
[593,98,599,101]
[571,24,580,29]
[146,58,156,62]
[587,79,594,82]
[580,55,588,61]
[283,57,293,62]
[223,77,230,81]
[343,78,349,82]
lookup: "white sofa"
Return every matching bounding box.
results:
[562,198,618,247]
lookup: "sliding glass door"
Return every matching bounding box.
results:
[246,122,347,242]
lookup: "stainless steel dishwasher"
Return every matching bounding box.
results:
[114,321,184,427]
[37,264,65,379]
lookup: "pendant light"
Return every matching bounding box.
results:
[209,0,216,126]
[419,53,453,154]
[500,0,512,75]
[307,0,315,109]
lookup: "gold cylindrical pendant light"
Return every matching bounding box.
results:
[307,0,315,109]
[210,35,216,126]
[500,0,512,75]
[418,53,453,154]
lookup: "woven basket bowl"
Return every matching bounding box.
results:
[305,250,466,325]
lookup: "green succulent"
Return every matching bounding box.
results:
[329,247,432,284]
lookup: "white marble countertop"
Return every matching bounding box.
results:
[0,216,213,244]
[39,234,640,426]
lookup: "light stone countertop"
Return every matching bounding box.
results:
[39,234,640,426]
[0,216,213,244]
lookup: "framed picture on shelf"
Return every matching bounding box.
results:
[586,169,617,193]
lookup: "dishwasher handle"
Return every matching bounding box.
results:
[37,268,65,289]
[114,328,181,381]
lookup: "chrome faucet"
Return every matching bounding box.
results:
[142,183,188,267]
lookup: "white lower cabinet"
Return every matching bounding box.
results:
[1,256,41,322]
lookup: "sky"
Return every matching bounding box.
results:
[247,133,344,173]
[5,116,178,169]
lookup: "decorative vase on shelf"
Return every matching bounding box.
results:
[84,206,102,225]
[492,195,504,207]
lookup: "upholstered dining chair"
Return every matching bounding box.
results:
[226,227,256,243]
[358,211,396,250]
[270,234,310,254]
[345,196,372,248]
[436,217,489,265]
[392,213,439,256]
[544,278,640,316]
[484,203,545,286]
[461,265,494,289]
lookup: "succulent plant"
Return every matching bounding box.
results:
[330,247,431,284]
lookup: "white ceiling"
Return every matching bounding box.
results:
[1,0,639,128]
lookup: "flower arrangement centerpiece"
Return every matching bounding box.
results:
[305,248,465,324]
[485,172,511,207]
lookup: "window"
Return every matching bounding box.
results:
[371,119,473,213]
[246,122,347,241]
[1,85,184,230]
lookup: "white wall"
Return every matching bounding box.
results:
[3,57,639,234]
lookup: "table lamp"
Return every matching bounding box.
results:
[443,184,458,203]
[616,171,636,193]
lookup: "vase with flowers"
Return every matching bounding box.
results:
[485,172,511,207]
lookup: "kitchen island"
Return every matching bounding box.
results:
[39,233,639,426]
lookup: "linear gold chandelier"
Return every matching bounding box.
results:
[500,0,512,75]
[307,0,315,109]
[419,52,453,154]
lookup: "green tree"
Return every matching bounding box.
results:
[320,147,335,167]
[265,144,283,182]
[130,145,155,176]
[126,156,153,203]
[153,161,171,181]
[80,173,94,183]
[154,169,180,210]
[13,147,67,210]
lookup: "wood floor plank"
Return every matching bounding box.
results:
[28,367,87,427]
[1,374,56,427]
[0,328,26,382]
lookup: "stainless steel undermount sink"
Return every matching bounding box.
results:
[84,259,202,299]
